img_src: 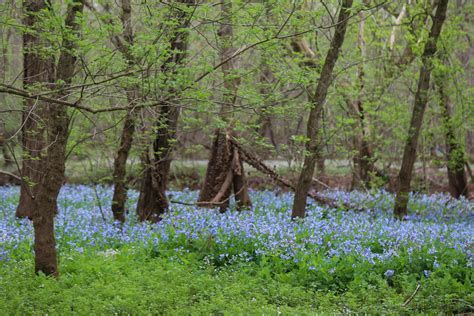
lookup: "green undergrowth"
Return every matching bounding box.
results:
[0,246,472,314]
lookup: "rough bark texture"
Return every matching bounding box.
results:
[111,0,138,223]
[198,0,251,211]
[17,0,84,276]
[394,0,449,218]
[137,106,180,222]
[291,0,353,219]
[198,131,234,210]
[437,74,468,198]
[136,0,195,221]
[16,0,53,219]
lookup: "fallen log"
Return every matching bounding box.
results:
[228,137,355,210]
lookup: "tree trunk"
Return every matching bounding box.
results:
[0,130,13,166]
[136,0,195,221]
[394,0,449,218]
[351,15,374,189]
[17,0,84,276]
[0,28,13,166]
[16,0,53,219]
[198,130,234,210]
[111,97,137,223]
[256,58,277,151]
[436,72,468,198]
[137,106,180,222]
[198,0,251,211]
[111,0,138,223]
[292,0,353,219]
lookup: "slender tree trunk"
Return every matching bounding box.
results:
[394,0,449,218]
[111,0,138,223]
[0,130,13,166]
[351,15,374,189]
[136,0,195,221]
[111,96,137,222]
[198,0,251,211]
[316,152,325,175]
[0,28,13,166]
[256,58,277,151]
[291,0,353,219]
[436,72,468,198]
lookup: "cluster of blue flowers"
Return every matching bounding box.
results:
[0,186,472,272]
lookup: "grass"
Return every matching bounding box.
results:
[1,248,472,314]
[0,186,472,314]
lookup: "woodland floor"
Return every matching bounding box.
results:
[0,186,472,314]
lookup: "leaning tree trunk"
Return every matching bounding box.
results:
[111,0,139,223]
[136,0,196,222]
[393,0,449,218]
[436,70,468,198]
[18,0,84,276]
[198,0,251,211]
[291,0,353,219]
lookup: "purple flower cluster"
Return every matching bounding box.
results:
[0,186,472,269]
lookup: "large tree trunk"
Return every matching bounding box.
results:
[17,0,84,276]
[393,0,449,218]
[136,0,195,221]
[15,0,53,219]
[198,0,251,211]
[137,106,179,222]
[291,0,353,219]
[436,71,468,198]
[111,0,138,223]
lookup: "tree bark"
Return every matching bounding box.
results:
[350,14,374,189]
[111,0,139,223]
[394,0,449,218]
[256,57,277,151]
[136,0,195,221]
[0,129,13,166]
[17,0,84,276]
[15,0,53,219]
[291,0,353,219]
[436,71,468,198]
[0,27,13,166]
[198,0,251,211]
